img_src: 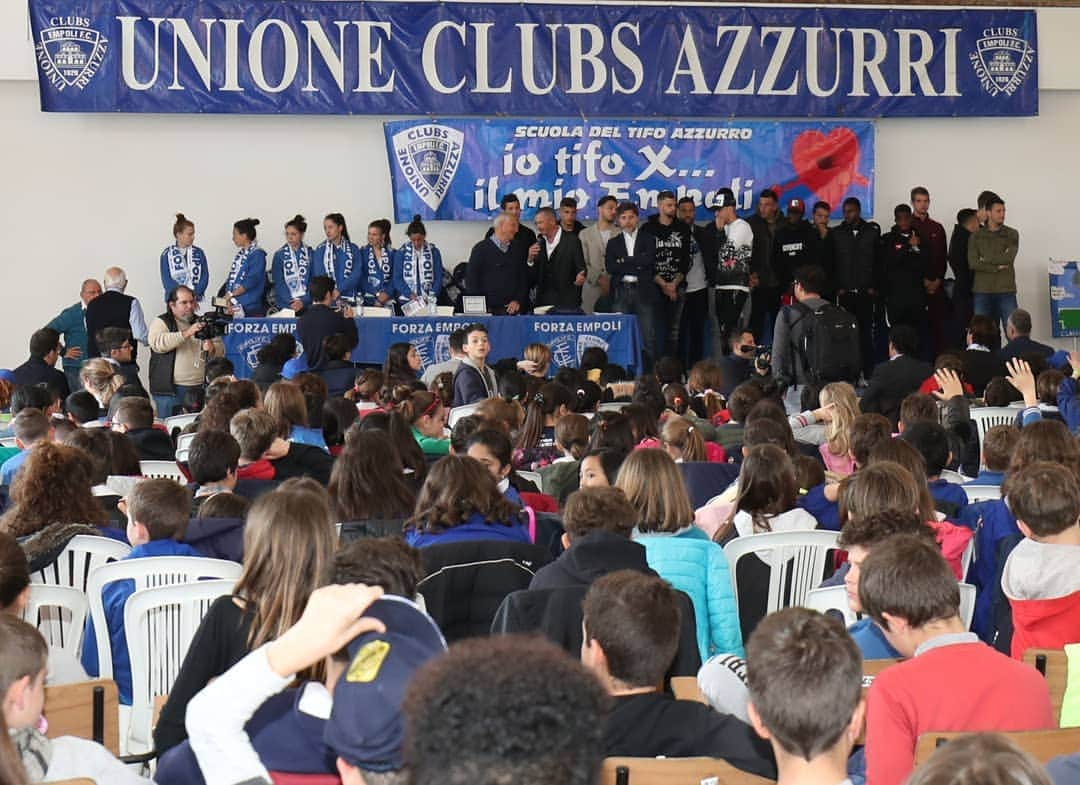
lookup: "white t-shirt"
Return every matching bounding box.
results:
[726,218,754,253]
[686,233,707,293]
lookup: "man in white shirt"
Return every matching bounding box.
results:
[702,189,754,354]
[579,195,618,313]
[677,196,711,367]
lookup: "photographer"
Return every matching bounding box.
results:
[149,285,224,418]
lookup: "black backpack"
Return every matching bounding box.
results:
[787,301,861,384]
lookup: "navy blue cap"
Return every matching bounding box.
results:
[710,188,737,210]
[0,370,14,383]
[323,596,447,771]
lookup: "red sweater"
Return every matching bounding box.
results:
[1009,592,1080,658]
[866,640,1053,785]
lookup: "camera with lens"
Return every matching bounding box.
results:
[194,297,234,340]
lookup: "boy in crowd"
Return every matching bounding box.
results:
[530,486,654,590]
[1001,462,1080,657]
[112,396,174,461]
[187,430,242,514]
[745,608,864,785]
[581,570,775,777]
[901,420,968,518]
[229,409,279,480]
[452,323,498,406]
[861,534,1053,785]
[966,424,1018,487]
[713,381,764,452]
[837,509,937,658]
[82,479,202,704]
[0,408,52,486]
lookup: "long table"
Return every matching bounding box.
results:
[223,314,643,379]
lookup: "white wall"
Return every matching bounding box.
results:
[3,5,1080,367]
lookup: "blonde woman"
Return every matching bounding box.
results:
[519,343,551,378]
[78,358,122,413]
[153,479,335,754]
[616,448,742,659]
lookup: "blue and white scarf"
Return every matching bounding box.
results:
[401,241,434,296]
[366,245,392,287]
[168,245,201,288]
[281,243,310,299]
[323,240,354,285]
[228,241,258,291]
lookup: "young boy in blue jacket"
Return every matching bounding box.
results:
[82,478,202,704]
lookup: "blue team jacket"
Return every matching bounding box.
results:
[393,243,445,302]
[359,245,398,305]
[225,247,267,315]
[271,244,314,310]
[312,241,364,300]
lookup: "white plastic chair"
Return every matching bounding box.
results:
[175,432,196,463]
[139,460,187,483]
[448,403,482,429]
[964,485,1001,503]
[32,535,131,591]
[960,537,975,580]
[22,584,89,655]
[0,436,17,448]
[123,578,237,752]
[517,470,543,492]
[959,583,976,630]
[163,414,198,434]
[597,401,629,413]
[86,557,242,684]
[970,407,1017,444]
[802,585,856,626]
[723,530,841,621]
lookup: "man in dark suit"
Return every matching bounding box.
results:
[999,308,1053,364]
[962,314,1005,397]
[860,324,932,427]
[295,275,358,369]
[606,202,658,370]
[468,213,530,315]
[529,206,586,311]
[11,327,70,399]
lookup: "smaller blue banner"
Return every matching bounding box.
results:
[1050,262,1080,338]
[385,119,875,223]
[224,314,643,377]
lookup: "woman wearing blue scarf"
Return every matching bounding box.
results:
[394,215,443,308]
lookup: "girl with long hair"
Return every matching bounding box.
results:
[718,445,818,542]
[396,389,450,456]
[405,454,527,548]
[313,213,363,303]
[393,215,444,308]
[153,480,336,754]
[514,382,574,469]
[384,341,423,391]
[79,358,122,413]
[360,219,398,308]
[617,448,742,659]
[329,429,416,527]
[0,442,106,538]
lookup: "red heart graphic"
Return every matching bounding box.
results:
[783,128,869,210]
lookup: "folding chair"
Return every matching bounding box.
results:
[124,578,237,753]
[517,470,543,492]
[915,728,1080,766]
[1024,648,1069,725]
[23,584,88,654]
[175,431,196,462]
[0,436,18,448]
[43,679,121,756]
[601,756,774,785]
[669,676,706,704]
[138,460,187,483]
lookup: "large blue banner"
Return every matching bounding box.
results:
[29,2,1037,117]
[224,314,643,378]
[385,119,873,222]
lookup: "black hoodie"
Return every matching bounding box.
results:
[641,215,691,283]
[528,530,657,590]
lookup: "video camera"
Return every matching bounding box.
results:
[194,297,234,341]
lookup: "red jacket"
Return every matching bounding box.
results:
[928,519,973,580]
[1009,591,1080,658]
[237,460,276,481]
[918,375,974,396]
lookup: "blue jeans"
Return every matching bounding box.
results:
[63,366,82,397]
[153,384,199,419]
[613,283,657,372]
[973,292,1019,334]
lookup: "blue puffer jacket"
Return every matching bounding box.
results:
[636,528,744,660]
